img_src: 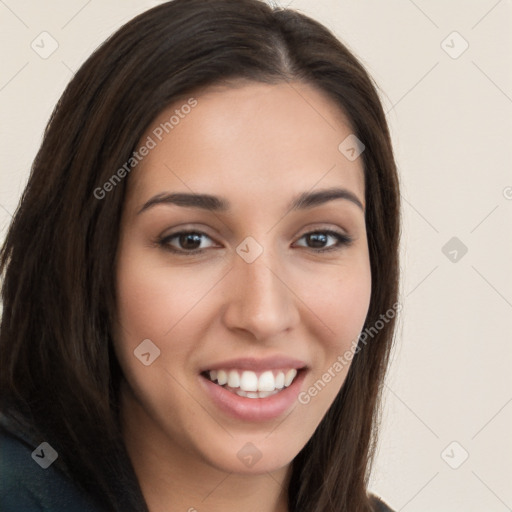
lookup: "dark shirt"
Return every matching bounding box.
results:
[0,412,100,511]
[0,411,395,511]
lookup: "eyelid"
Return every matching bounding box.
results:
[157,224,353,256]
[293,229,353,253]
[158,229,219,252]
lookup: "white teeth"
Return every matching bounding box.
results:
[258,370,275,391]
[217,369,228,386]
[284,369,297,387]
[275,372,285,389]
[227,370,240,388]
[234,389,280,398]
[257,390,278,398]
[240,371,259,392]
[206,368,301,395]
[234,389,251,398]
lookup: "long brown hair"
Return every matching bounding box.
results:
[0,1,400,510]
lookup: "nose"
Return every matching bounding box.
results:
[221,245,300,341]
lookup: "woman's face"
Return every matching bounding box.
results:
[114,80,371,475]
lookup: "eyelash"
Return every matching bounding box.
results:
[156,229,353,255]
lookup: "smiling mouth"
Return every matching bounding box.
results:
[201,368,304,398]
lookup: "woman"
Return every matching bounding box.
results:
[0,0,400,510]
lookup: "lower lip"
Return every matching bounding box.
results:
[199,370,307,422]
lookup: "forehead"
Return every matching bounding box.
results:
[126,81,365,211]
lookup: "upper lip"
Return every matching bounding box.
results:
[201,356,307,372]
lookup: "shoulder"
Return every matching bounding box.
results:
[0,412,101,512]
[368,492,396,512]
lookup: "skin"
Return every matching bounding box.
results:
[113,80,372,512]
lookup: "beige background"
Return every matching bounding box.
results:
[1,1,511,510]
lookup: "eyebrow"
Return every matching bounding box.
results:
[137,187,365,215]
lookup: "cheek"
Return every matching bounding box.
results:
[112,247,213,431]
[115,249,212,346]
[301,258,372,354]
[334,269,372,341]
[293,258,371,431]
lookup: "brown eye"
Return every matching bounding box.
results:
[178,233,202,250]
[159,231,215,254]
[295,230,353,252]
[157,229,353,256]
